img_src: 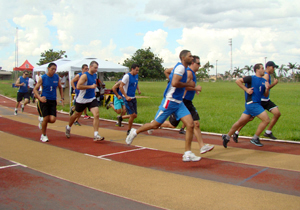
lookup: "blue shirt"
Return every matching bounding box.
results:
[243,75,266,104]
[18,76,29,93]
[163,62,187,103]
[122,73,138,98]
[76,71,97,103]
[184,67,196,101]
[261,72,271,101]
[41,74,59,100]
[74,72,82,95]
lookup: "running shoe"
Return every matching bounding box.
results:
[200,144,214,154]
[179,128,186,134]
[21,105,24,112]
[126,128,137,145]
[74,121,81,126]
[106,102,113,110]
[147,120,154,134]
[65,126,71,138]
[94,134,105,141]
[14,110,17,116]
[222,134,230,148]
[182,152,201,162]
[83,115,90,120]
[233,133,239,143]
[40,134,49,142]
[263,132,277,140]
[250,138,263,147]
[127,129,131,136]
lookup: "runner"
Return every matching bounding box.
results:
[126,50,201,162]
[65,61,104,141]
[14,71,30,115]
[222,63,270,147]
[233,61,280,141]
[34,63,64,142]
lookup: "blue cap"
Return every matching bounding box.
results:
[266,61,278,68]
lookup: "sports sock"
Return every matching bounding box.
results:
[235,131,239,135]
[253,134,259,139]
[266,130,272,134]
[94,131,99,136]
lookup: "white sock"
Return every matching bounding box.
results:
[94,131,99,136]
[15,108,17,111]
[66,125,71,130]
[266,130,272,134]
[184,151,192,155]
[235,131,239,135]
[39,117,43,122]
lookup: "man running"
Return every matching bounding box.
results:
[14,71,30,115]
[119,64,140,134]
[222,63,270,148]
[34,63,64,142]
[65,61,104,141]
[126,50,201,162]
[232,61,280,141]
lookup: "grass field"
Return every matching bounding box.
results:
[1,80,299,141]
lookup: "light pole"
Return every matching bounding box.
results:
[216,60,218,81]
[264,57,267,67]
[229,38,232,73]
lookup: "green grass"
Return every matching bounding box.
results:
[1,80,299,141]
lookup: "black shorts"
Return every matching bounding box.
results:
[38,100,57,117]
[75,99,98,113]
[168,99,200,127]
[183,99,200,121]
[17,92,30,102]
[261,100,277,112]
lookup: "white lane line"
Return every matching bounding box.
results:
[98,147,147,159]
[0,162,27,170]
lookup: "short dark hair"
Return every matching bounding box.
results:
[131,64,139,70]
[48,63,57,68]
[23,70,29,74]
[192,55,200,63]
[90,61,98,67]
[179,50,190,60]
[253,63,263,73]
[82,64,88,69]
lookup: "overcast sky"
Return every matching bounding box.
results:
[1,0,299,74]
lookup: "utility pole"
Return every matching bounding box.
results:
[264,57,267,67]
[15,27,19,68]
[229,38,232,73]
[216,60,218,81]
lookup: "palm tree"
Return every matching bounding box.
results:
[232,67,243,78]
[243,65,253,76]
[203,61,214,77]
[287,62,297,81]
[277,64,285,78]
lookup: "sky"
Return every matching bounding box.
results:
[1,0,300,75]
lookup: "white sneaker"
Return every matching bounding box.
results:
[182,152,201,162]
[21,105,24,112]
[14,110,17,115]
[126,128,137,145]
[200,144,214,154]
[40,134,49,142]
[65,126,71,138]
[94,134,104,141]
[147,129,153,135]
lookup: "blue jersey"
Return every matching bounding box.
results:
[18,76,29,93]
[163,62,187,103]
[76,71,96,103]
[261,72,271,101]
[122,73,138,98]
[41,74,59,100]
[243,75,266,104]
[115,79,122,96]
[74,72,82,95]
[184,67,196,101]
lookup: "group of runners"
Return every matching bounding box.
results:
[14,50,280,162]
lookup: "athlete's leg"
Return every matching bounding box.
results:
[255,111,270,136]
[267,107,281,131]
[180,114,194,152]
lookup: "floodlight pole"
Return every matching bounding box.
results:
[216,60,218,81]
[15,27,19,68]
[229,38,232,73]
[264,57,267,67]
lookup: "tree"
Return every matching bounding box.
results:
[37,49,67,65]
[287,62,297,81]
[196,67,209,80]
[243,65,253,76]
[122,47,165,80]
[232,67,243,78]
[277,64,286,78]
[203,61,214,76]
